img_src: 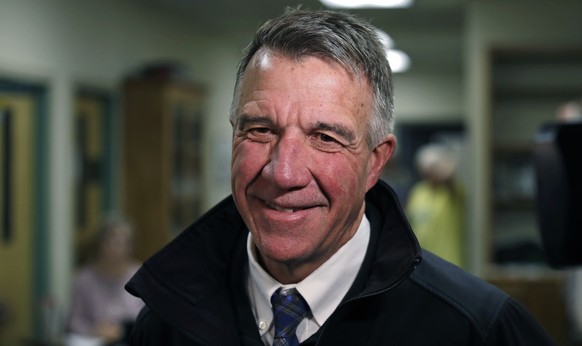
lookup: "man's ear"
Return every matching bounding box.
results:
[366,134,397,191]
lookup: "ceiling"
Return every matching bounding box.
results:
[137,0,466,72]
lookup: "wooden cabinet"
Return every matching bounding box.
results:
[122,76,205,261]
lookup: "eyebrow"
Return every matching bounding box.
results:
[315,121,355,142]
[236,115,355,142]
[236,114,273,129]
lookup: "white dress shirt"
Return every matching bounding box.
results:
[247,214,370,345]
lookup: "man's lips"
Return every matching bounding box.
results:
[264,200,314,213]
[265,201,305,213]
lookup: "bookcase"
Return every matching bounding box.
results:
[122,75,205,261]
[489,47,582,265]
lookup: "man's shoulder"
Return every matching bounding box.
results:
[410,251,509,334]
[129,306,197,345]
[407,252,556,344]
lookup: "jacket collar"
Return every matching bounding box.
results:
[126,196,248,344]
[358,180,422,296]
[125,180,421,344]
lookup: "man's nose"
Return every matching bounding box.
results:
[262,135,311,190]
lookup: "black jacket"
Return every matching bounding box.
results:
[125,181,555,345]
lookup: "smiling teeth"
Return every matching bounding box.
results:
[266,202,296,212]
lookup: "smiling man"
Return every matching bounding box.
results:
[126,8,555,346]
[231,51,393,285]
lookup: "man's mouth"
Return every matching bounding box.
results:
[265,201,305,213]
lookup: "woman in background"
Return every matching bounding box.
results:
[67,216,143,345]
[406,143,465,268]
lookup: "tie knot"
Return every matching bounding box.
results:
[271,288,310,345]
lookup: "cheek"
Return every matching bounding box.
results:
[315,154,366,197]
[231,143,267,189]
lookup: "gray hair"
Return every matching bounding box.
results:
[229,8,394,148]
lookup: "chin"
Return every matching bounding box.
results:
[256,236,312,263]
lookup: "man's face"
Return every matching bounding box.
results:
[231,52,394,282]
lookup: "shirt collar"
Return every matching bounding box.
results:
[246,214,370,336]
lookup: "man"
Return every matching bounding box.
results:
[126,8,555,345]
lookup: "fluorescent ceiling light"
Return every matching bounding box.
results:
[319,0,413,9]
[375,29,410,73]
[375,29,394,49]
[387,49,411,73]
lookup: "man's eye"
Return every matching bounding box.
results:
[318,133,337,143]
[245,127,274,142]
[251,127,271,134]
[310,133,344,152]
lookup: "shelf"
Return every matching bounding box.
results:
[494,199,536,210]
[488,46,582,267]
[493,87,582,101]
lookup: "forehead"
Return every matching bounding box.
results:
[239,51,372,112]
[246,49,363,82]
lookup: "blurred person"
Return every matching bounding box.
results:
[556,99,582,122]
[67,216,143,345]
[125,8,554,345]
[405,143,465,268]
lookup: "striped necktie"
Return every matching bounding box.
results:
[271,288,310,346]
